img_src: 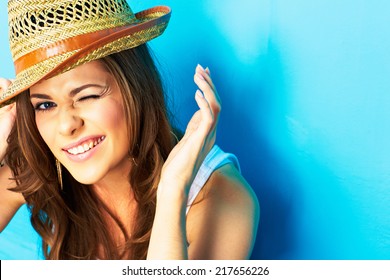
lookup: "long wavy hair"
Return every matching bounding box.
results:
[5,44,178,259]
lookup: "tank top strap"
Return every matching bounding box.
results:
[186,145,240,214]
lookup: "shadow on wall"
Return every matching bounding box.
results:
[191,36,300,259]
[242,42,301,260]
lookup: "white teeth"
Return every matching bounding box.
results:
[77,146,84,154]
[66,137,104,155]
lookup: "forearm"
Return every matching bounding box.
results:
[0,149,6,167]
[146,65,219,259]
[0,141,8,168]
[0,160,23,233]
[147,185,189,260]
[0,102,16,164]
[0,132,8,161]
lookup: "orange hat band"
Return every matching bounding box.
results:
[14,26,129,74]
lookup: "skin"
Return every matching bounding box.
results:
[30,61,132,187]
[0,63,259,259]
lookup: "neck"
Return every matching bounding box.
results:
[91,158,137,226]
[91,161,138,249]
[91,157,134,206]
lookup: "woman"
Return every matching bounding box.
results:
[0,0,259,259]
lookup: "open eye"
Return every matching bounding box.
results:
[34,101,56,111]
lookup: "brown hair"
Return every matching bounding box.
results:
[6,44,177,259]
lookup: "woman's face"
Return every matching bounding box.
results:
[30,60,131,185]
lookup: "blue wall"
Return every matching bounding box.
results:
[1,0,390,259]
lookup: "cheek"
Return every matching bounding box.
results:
[35,116,55,149]
[94,99,126,131]
[109,103,128,148]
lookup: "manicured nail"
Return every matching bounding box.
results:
[197,64,205,72]
[196,89,204,98]
[205,67,210,74]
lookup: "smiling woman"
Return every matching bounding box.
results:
[0,0,259,260]
[29,60,131,185]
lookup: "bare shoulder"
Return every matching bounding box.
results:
[187,163,260,259]
[0,165,25,232]
[208,163,258,209]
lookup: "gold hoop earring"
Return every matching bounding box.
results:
[131,157,138,167]
[56,159,63,191]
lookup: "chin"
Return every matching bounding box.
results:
[66,168,104,185]
[74,177,100,185]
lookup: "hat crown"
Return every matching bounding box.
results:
[8,0,136,61]
[1,2,170,106]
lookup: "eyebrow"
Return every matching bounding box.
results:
[30,84,106,100]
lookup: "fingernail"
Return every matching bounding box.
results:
[197,64,205,72]
[196,89,204,98]
[205,67,210,74]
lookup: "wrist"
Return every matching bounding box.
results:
[155,181,189,212]
[157,181,188,200]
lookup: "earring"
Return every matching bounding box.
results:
[56,159,63,191]
[131,157,138,167]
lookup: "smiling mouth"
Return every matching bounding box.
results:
[65,136,105,155]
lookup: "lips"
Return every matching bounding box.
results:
[63,136,105,155]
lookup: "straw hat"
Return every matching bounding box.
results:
[0,0,171,106]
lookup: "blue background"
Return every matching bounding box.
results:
[1,0,390,259]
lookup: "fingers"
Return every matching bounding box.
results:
[196,65,221,104]
[0,78,12,94]
[194,65,221,130]
[194,64,221,107]
[161,66,221,185]
[0,102,15,114]
[196,65,216,91]
[194,89,214,132]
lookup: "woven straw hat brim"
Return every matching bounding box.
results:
[0,6,170,107]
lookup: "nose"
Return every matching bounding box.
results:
[57,107,84,136]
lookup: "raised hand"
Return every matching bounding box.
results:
[158,64,221,197]
[148,64,221,259]
[0,78,16,161]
